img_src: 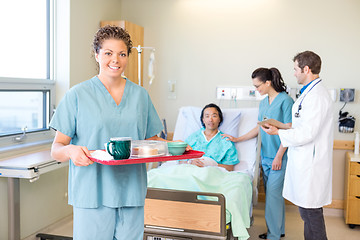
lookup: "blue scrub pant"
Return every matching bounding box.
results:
[73,205,144,240]
[262,157,287,240]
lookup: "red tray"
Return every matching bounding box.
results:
[89,150,204,165]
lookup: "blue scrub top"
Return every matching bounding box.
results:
[50,76,163,208]
[258,91,294,159]
[185,129,239,165]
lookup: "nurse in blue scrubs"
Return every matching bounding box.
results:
[49,25,164,240]
[222,68,294,240]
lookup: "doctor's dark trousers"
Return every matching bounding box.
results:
[298,207,327,240]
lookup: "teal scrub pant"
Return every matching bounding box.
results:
[73,205,144,240]
[262,157,287,240]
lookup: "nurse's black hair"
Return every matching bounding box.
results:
[200,103,223,128]
[251,67,287,93]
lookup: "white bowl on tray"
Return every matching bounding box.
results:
[130,140,169,158]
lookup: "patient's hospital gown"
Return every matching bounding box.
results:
[185,129,239,165]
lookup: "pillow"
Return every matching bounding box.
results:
[172,106,241,141]
[179,106,202,141]
[219,109,242,137]
[233,108,259,178]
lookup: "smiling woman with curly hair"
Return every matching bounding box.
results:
[49,25,164,240]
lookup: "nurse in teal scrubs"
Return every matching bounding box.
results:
[222,68,294,240]
[50,25,164,240]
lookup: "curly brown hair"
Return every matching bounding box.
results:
[92,25,133,55]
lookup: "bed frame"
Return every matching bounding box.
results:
[144,188,236,240]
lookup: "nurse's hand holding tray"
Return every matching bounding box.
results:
[258,118,291,129]
[105,137,132,160]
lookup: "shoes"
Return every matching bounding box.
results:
[258,233,285,239]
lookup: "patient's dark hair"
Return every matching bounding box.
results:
[200,103,223,128]
[252,67,287,93]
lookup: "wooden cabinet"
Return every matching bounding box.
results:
[100,20,144,85]
[344,152,360,228]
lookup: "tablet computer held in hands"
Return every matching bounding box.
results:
[258,118,291,129]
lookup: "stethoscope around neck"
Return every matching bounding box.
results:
[294,79,322,118]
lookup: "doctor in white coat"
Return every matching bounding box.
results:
[262,51,333,240]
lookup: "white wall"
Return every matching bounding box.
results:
[120,0,360,141]
[56,0,123,103]
[69,0,124,87]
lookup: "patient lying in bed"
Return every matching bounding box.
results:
[181,103,239,171]
[147,104,252,239]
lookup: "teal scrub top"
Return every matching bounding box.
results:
[185,129,239,165]
[50,76,163,208]
[258,91,294,159]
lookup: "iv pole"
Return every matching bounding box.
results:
[132,45,155,86]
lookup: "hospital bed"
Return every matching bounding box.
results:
[144,106,260,240]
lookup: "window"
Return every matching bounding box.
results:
[0,0,55,150]
[0,90,50,137]
[0,0,53,79]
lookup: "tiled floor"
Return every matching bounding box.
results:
[26,202,360,240]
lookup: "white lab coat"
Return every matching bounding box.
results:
[278,79,334,208]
